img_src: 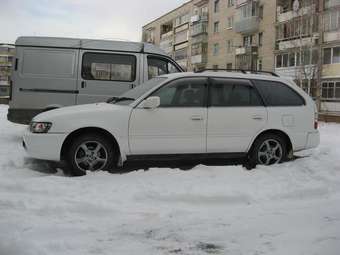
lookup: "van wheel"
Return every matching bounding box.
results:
[245,134,287,170]
[67,134,117,176]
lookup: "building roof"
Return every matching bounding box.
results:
[143,0,193,28]
[15,36,166,55]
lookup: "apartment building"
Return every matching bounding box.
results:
[0,45,14,98]
[275,0,340,113]
[142,0,277,72]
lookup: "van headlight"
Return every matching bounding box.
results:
[30,122,52,133]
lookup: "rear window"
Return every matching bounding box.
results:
[253,80,305,106]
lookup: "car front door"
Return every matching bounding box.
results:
[207,78,267,153]
[76,51,140,104]
[129,77,208,155]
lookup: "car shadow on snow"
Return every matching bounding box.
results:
[25,156,302,176]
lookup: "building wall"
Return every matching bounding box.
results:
[0,46,14,97]
[142,0,276,72]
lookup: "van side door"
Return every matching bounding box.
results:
[76,50,140,104]
[143,55,183,82]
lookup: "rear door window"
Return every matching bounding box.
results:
[253,80,305,106]
[82,53,136,82]
[210,78,263,107]
[147,56,181,79]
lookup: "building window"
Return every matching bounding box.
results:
[323,47,340,64]
[257,58,263,71]
[227,16,234,29]
[227,63,233,69]
[258,32,263,47]
[226,40,233,53]
[213,43,220,56]
[213,65,219,70]
[243,35,253,47]
[227,0,234,7]
[175,13,189,27]
[214,21,220,33]
[322,81,340,99]
[214,0,220,13]
[259,5,264,19]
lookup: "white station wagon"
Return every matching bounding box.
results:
[23,71,320,175]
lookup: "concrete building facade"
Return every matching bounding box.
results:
[0,45,14,98]
[142,0,276,72]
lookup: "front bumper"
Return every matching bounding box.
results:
[23,130,68,161]
[305,131,320,150]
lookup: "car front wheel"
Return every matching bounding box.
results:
[67,134,117,176]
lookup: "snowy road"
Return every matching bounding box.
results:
[0,105,339,255]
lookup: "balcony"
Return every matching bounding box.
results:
[191,34,208,44]
[277,4,316,23]
[234,16,259,34]
[161,30,173,40]
[278,36,317,51]
[174,30,189,45]
[275,65,317,80]
[191,23,208,37]
[191,54,207,64]
[235,46,258,55]
[325,0,340,9]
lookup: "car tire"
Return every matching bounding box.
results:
[245,133,287,170]
[67,133,118,176]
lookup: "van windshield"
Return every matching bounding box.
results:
[110,77,167,105]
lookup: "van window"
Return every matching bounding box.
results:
[253,80,305,106]
[22,49,76,77]
[147,56,181,79]
[210,78,263,107]
[82,53,136,82]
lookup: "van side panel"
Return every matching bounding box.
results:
[9,47,79,123]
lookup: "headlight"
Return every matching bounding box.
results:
[30,122,52,133]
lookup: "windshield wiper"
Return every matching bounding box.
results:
[108,97,135,104]
[106,97,119,103]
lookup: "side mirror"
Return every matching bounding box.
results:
[141,96,160,109]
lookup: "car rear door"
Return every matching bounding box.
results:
[207,78,267,153]
[129,77,208,155]
[76,50,140,104]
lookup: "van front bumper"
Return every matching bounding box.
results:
[305,131,320,149]
[23,130,68,161]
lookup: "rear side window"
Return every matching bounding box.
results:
[147,56,181,80]
[210,78,263,107]
[253,80,305,106]
[82,53,136,82]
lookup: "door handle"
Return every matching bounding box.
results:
[252,115,264,121]
[191,115,203,121]
[81,81,86,88]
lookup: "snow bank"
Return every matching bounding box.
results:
[0,105,339,255]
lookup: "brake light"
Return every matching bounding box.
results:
[314,112,318,130]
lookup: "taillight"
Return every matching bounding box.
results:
[314,112,318,130]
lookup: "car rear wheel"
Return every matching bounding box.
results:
[246,134,287,170]
[67,134,117,176]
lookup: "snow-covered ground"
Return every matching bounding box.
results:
[0,105,339,255]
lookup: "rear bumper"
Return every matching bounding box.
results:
[305,131,320,150]
[8,108,41,124]
[23,130,68,161]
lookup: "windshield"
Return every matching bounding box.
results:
[112,77,167,105]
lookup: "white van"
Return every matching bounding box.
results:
[8,36,183,124]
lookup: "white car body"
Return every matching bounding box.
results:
[23,72,320,166]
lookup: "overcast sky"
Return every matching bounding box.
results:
[0,0,188,44]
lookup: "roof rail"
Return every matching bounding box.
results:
[195,69,279,77]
